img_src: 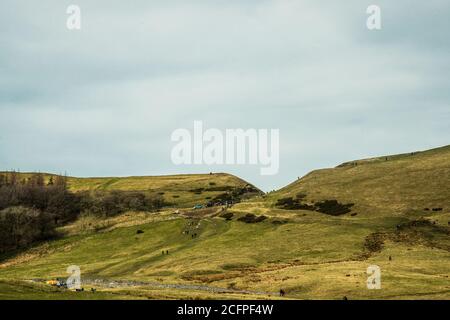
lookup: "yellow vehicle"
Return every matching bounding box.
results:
[46,278,67,288]
[46,280,59,286]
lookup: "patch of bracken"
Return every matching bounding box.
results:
[237,213,267,223]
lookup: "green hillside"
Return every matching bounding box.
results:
[0,146,449,300]
[0,172,261,208]
[67,173,261,207]
[270,145,450,218]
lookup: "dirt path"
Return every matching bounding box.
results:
[31,278,278,297]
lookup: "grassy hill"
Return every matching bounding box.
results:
[0,146,448,300]
[269,145,450,218]
[67,173,261,207]
[0,172,261,208]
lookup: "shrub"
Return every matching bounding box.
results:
[314,200,354,216]
[220,212,234,220]
[275,197,301,209]
[364,232,385,253]
[80,191,165,217]
[0,206,56,253]
[237,213,267,223]
[275,194,355,217]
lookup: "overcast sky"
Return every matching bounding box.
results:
[0,0,449,191]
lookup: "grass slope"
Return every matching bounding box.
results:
[1,172,259,207]
[0,146,449,300]
[0,209,448,299]
[270,145,450,218]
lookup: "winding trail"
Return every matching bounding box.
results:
[31,278,278,297]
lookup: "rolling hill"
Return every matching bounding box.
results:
[0,172,261,208]
[0,146,448,300]
[269,145,450,218]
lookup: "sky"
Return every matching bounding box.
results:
[0,0,449,191]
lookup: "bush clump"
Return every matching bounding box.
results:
[275,194,354,216]
[0,206,56,253]
[237,213,267,223]
[220,212,234,220]
[314,200,354,216]
[79,191,165,217]
[275,197,303,210]
[364,232,385,253]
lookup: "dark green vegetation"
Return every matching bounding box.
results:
[0,146,449,300]
[237,213,267,223]
[275,196,354,216]
[0,174,75,253]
